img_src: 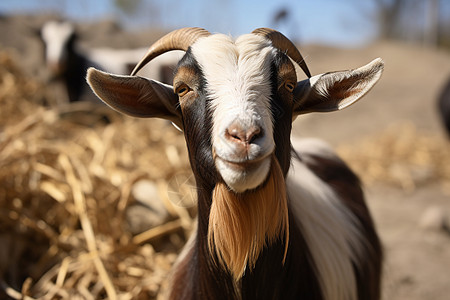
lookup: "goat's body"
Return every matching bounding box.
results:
[87,48,183,83]
[61,46,181,103]
[169,139,382,300]
[64,48,96,102]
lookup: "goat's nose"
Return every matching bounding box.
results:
[225,122,262,146]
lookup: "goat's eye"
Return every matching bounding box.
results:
[284,81,295,93]
[176,84,191,97]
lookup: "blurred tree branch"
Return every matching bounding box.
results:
[372,0,408,40]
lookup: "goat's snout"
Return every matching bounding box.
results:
[214,119,272,192]
[215,118,273,167]
[225,122,262,147]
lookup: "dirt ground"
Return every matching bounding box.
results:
[1,14,450,299]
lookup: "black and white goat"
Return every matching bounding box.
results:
[41,20,181,102]
[87,27,384,300]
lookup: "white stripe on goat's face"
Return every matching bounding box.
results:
[41,21,75,74]
[191,34,277,193]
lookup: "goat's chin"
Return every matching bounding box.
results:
[215,156,271,193]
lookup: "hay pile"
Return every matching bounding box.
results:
[338,122,450,193]
[0,51,194,299]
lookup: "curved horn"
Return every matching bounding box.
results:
[252,28,311,78]
[131,27,211,76]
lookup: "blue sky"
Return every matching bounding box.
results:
[1,0,447,47]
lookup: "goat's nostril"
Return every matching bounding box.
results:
[226,127,245,142]
[225,123,262,145]
[231,133,240,141]
[247,127,261,144]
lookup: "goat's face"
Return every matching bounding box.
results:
[173,34,296,192]
[86,27,384,193]
[41,21,76,77]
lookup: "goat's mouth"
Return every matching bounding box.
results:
[216,154,269,171]
[215,154,272,193]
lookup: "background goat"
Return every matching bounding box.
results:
[41,20,181,102]
[87,27,384,300]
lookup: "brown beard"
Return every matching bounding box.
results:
[208,154,289,280]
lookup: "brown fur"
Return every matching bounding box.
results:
[208,155,289,280]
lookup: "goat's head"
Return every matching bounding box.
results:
[87,27,383,193]
[41,21,77,77]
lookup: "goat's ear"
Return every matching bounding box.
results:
[86,68,182,129]
[293,58,384,117]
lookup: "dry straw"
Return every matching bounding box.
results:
[0,51,193,299]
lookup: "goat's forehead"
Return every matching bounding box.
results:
[188,34,277,108]
[188,33,277,117]
[190,34,276,76]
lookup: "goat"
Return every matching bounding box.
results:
[438,76,450,137]
[86,27,384,300]
[41,20,181,102]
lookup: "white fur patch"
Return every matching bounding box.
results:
[287,138,365,300]
[191,34,277,192]
[41,21,75,65]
